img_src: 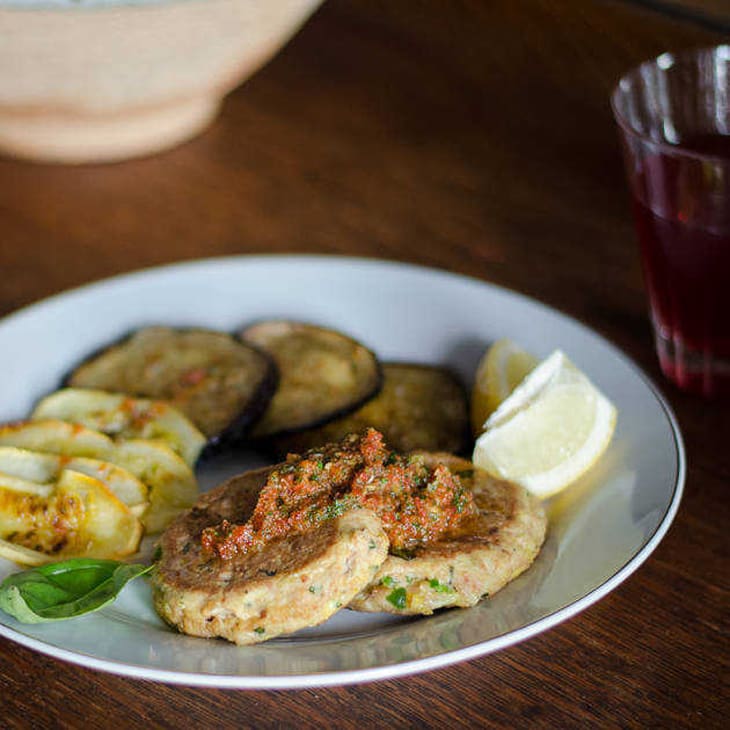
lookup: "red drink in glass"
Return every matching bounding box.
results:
[613,49,730,398]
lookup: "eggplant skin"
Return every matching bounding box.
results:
[239,321,383,439]
[267,363,471,458]
[64,327,277,454]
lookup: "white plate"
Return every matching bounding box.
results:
[0,255,684,688]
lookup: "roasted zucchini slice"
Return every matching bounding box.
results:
[239,321,382,438]
[268,363,470,457]
[65,327,277,450]
[0,419,112,458]
[0,445,149,515]
[0,420,198,534]
[31,388,205,467]
[0,538,53,566]
[112,439,199,534]
[0,470,142,559]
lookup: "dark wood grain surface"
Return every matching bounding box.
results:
[0,1,727,727]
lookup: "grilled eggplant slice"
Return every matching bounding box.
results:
[268,363,470,457]
[0,470,143,559]
[0,446,149,516]
[65,327,277,451]
[239,321,382,438]
[0,420,198,534]
[31,388,205,467]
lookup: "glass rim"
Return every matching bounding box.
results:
[610,44,730,162]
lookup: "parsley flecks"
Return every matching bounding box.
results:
[452,490,469,514]
[381,575,395,587]
[254,626,265,635]
[322,496,353,521]
[386,587,407,609]
[428,578,454,593]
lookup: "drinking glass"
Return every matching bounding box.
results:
[612,45,730,398]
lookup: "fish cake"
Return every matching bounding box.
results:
[152,466,388,645]
[349,454,546,615]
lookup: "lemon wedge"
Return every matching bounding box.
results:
[470,339,538,435]
[472,350,617,499]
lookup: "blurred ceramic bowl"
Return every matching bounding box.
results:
[0,0,322,163]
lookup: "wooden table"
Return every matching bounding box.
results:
[0,1,727,726]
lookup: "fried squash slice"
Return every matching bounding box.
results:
[0,538,54,566]
[0,470,142,560]
[32,388,205,467]
[0,445,148,516]
[0,420,198,533]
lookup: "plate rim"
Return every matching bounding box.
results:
[0,254,686,688]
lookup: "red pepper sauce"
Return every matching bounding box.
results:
[201,428,476,560]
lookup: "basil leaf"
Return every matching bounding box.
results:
[0,558,152,623]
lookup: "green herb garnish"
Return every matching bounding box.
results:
[428,578,454,593]
[381,575,396,588]
[386,587,407,610]
[0,558,152,624]
[321,496,354,520]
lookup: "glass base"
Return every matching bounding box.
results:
[655,329,730,398]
